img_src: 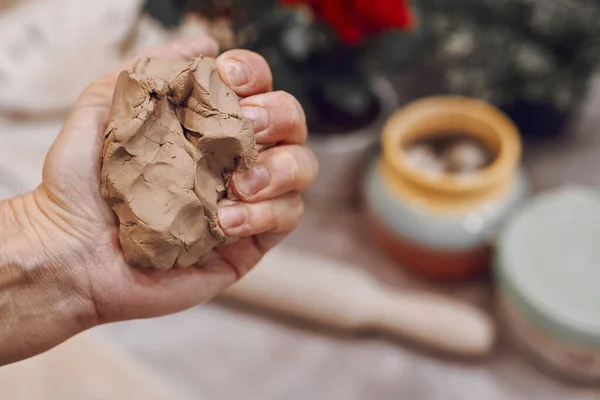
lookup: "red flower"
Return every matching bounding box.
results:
[279,0,414,45]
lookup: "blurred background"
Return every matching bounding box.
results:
[2,0,600,399]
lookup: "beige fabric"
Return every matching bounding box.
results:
[0,0,151,114]
[0,332,185,400]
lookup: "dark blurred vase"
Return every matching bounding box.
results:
[500,101,571,142]
[306,75,399,203]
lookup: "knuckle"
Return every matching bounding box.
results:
[238,205,251,231]
[274,91,304,128]
[81,81,101,98]
[311,151,319,180]
[94,74,117,90]
[252,53,273,89]
[253,233,284,254]
[169,43,191,59]
[283,195,304,231]
[222,204,250,234]
[279,146,317,191]
[293,196,305,221]
[301,148,319,187]
[280,148,303,186]
[264,202,279,231]
[79,74,116,104]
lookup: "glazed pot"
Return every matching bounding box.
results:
[306,75,399,203]
[495,188,600,383]
[363,96,529,280]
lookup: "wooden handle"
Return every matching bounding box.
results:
[220,248,495,356]
[365,291,494,356]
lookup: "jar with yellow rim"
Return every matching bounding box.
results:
[363,96,530,280]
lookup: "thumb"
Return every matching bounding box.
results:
[54,35,220,164]
[43,36,220,200]
[76,36,220,114]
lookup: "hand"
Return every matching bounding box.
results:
[1,36,317,363]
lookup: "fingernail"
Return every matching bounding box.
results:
[234,164,271,197]
[241,106,269,133]
[219,205,246,230]
[223,58,249,87]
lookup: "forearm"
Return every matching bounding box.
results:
[0,193,95,366]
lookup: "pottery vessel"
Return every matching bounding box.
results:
[495,188,600,383]
[363,96,529,280]
[306,75,399,203]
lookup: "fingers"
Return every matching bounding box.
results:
[240,91,307,144]
[218,193,304,237]
[230,145,318,202]
[215,49,273,97]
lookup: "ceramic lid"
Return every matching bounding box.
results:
[496,187,600,349]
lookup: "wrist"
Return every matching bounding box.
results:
[0,191,98,365]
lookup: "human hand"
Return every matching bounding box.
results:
[1,36,317,363]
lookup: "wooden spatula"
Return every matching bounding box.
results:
[220,248,495,357]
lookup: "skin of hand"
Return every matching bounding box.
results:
[0,36,318,366]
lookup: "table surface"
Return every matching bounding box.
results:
[0,331,187,400]
[2,73,600,400]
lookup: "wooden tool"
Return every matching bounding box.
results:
[221,248,495,357]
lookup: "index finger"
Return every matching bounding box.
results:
[215,49,273,98]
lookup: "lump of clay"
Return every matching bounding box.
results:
[101,56,258,270]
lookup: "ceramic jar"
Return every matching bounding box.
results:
[363,96,529,280]
[495,188,600,383]
[306,76,399,203]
